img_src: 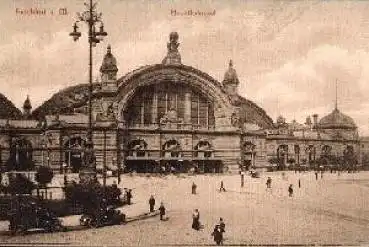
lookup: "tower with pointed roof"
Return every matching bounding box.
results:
[222,60,240,96]
[23,95,32,119]
[100,45,118,89]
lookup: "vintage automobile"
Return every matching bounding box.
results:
[80,205,126,228]
[8,202,65,235]
[249,170,260,178]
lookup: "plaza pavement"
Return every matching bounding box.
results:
[0,171,368,246]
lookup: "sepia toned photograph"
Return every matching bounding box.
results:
[0,0,369,246]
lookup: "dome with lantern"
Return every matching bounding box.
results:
[222,60,240,86]
[318,107,357,130]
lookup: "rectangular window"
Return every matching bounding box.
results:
[199,100,208,127]
[191,95,199,125]
[131,97,141,125]
[177,92,185,120]
[168,92,176,110]
[157,91,166,120]
[144,92,153,124]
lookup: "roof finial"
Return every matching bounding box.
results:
[23,95,31,109]
[222,59,239,87]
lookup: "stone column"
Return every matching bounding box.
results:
[184,92,191,125]
[152,93,158,124]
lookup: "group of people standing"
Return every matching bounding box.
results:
[191,182,227,245]
[211,218,225,245]
[192,208,226,246]
[147,182,227,245]
[148,195,166,220]
[124,188,133,205]
[265,176,296,197]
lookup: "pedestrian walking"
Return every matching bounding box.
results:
[149,195,155,213]
[192,182,197,194]
[211,225,223,246]
[315,171,318,180]
[192,209,200,230]
[219,181,226,192]
[240,171,245,187]
[288,184,293,197]
[321,171,323,179]
[266,177,272,189]
[159,202,166,221]
[126,189,133,205]
[298,179,301,188]
[219,217,225,233]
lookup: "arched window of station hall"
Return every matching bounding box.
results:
[124,83,215,128]
[242,141,256,171]
[305,145,316,165]
[321,145,332,156]
[343,145,354,157]
[294,145,301,164]
[243,141,256,153]
[194,140,212,158]
[162,139,181,158]
[343,145,357,171]
[6,138,34,171]
[64,137,86,173]
[128,139,148,157]
[277,145,289,164]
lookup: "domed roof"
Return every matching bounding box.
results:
[237,96,274,129]
[319,108,357,130]
[222,60,239,86]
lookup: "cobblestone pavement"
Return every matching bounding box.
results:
[0,171,368,246]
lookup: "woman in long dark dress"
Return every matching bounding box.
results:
[192,209,200,230]
[211,225,223,245]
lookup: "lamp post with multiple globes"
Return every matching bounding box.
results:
[69,0,107,184]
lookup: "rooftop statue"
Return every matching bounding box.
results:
[162,32,181,65]
[100,45,118,80]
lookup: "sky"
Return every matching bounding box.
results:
[1,0,369,135]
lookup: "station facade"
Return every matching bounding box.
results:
[0,32,361,174]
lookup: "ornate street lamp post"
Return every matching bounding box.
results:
[69,0,107,184]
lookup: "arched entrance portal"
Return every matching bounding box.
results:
[6,138,34,171]
[277,145,288,170]
[194,140,220,173]
[125,139,153,173]
[306,145,316,168]
[243,141,256,171]
[65,137,85,173]
[161,139,183,173]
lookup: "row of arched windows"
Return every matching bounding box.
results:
[127,139,213,158]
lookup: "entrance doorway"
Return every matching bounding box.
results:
[65,137,85,173]
[6,138,34,171]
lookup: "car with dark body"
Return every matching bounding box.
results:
[8,201,65,235]
[80,205,126,228]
